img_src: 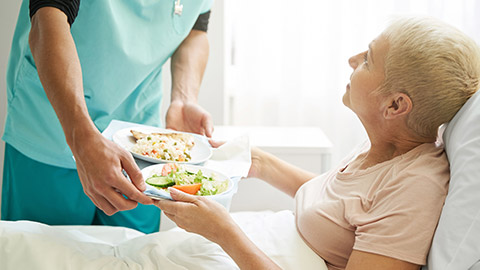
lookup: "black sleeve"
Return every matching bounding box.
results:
[29,0,80,26]
[192,10,211,32]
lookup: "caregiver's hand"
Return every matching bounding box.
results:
[71,130,154,216]
[155,188,237,243]
[166,100,214,138]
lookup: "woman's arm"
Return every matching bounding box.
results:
[346,250,420,270]
[249,147,317,197]
[156,188,281,270]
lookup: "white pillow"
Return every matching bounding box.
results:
[425,90,480,270]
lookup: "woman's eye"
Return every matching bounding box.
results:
[363,52,369,66]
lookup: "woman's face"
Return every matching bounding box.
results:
[343,34,389,121]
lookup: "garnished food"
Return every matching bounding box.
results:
[145,175,175,188]
[130,130,195,162]
[172,183,202,195]
[145,163,229,196]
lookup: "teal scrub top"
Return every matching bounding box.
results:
[3,0,213,169]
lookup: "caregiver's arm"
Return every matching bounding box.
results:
[166,28,213,137]
[29,7,153,215]
[156,189,281,270]
[249,147,317,197]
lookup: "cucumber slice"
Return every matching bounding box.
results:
[146,175,175,188]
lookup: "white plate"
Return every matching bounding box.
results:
[112,126,212,165]
[141,163,233,201]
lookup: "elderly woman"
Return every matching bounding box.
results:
[155,17,480,270]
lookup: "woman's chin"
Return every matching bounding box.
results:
[342,93,350,108]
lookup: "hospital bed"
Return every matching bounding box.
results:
[1,90,479,269]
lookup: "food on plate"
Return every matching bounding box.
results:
[172,183,202,195]
[145,163,229,196]
[130,130,195,162]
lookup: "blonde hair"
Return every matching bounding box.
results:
[379,16,480,139]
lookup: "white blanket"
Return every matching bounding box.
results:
[0,210,327,269]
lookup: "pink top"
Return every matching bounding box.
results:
[295,142,449,270]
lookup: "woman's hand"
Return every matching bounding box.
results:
[247,147,265,179]
[155,188,236,243]
[209,139,265,180]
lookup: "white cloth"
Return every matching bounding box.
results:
[0,211,327,269]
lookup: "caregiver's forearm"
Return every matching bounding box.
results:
[29,7,99,150]
[170,29,209,103]
[252,147,317,197]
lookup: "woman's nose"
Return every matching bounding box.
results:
[349,55,358,69]
[349,51,364,69]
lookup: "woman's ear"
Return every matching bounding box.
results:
[384,93,412,119]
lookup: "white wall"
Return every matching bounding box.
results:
[0,1,22,213]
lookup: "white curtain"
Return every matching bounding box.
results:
[225,0,480,165]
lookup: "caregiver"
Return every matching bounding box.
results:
[2,0,214,234]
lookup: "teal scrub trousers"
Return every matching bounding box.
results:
[1,144,160,234]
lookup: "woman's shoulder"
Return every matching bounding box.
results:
[397,142,448,175]
[383,142,449,197]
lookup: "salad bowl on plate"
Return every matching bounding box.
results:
[141,163,236,209]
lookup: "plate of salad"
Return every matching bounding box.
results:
[141,163,233,200]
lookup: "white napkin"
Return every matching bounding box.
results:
[205,134,251,179]
[102,120,251,179]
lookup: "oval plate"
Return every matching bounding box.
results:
[112,126,212,165]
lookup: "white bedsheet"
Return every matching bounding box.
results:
[0,210,327,269]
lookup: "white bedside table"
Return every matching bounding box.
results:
[213,126,333,212]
